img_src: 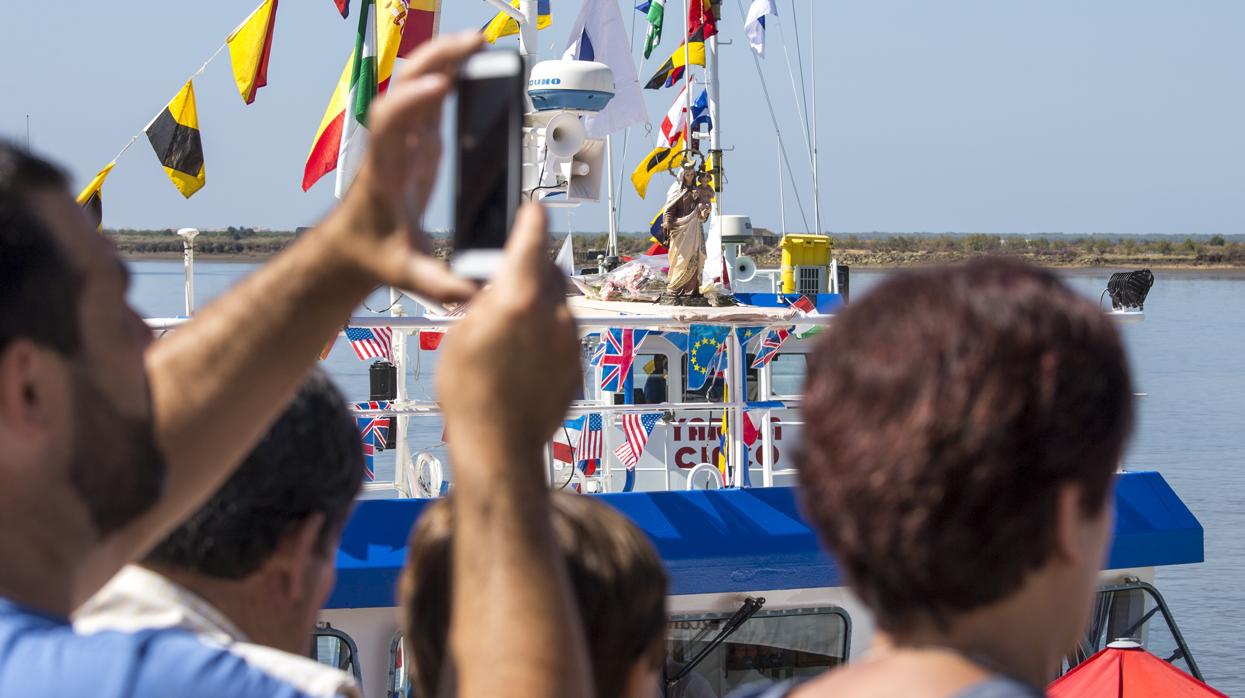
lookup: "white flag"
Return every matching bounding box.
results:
[555,234,576,276]
[744,0,774,58]
[562,0,647,138]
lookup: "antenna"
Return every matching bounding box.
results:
[25,115,30,149]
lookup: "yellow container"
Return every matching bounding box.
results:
[780,234,832,293]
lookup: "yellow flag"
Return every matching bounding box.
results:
[482,0,552,43]
[146,81,205,198]
[76,162,115,231]
[644,26,708,89]
[631,134,685,199]
[226,0,279,105]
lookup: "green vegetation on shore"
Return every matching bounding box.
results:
[108,227,1245,269]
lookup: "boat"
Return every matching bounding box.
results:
[143,2,1207,696]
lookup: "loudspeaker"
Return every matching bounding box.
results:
[733,255,757,283]
[566,139,607,201]
[544,111,586,159]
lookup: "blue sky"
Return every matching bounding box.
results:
[2,1,1242,235]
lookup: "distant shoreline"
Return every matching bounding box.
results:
[118,250,1245,273]
[110,230,1245,271]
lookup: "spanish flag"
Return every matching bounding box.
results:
[146,81,205,198]
[76,162,115,231]
[644,26,706,90]
[482,0,551,43]
[631,133,684,199]
[226,0,279,105]
[303,0,441,192]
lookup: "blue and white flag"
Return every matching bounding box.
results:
[744,0,775,57]
[563,0,647,137]
[691,89,712,131]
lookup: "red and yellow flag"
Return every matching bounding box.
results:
[226,0,279,105]
[303,0,441,192]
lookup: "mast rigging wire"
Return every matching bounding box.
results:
[774,8,815,178]
[732,0,810,231]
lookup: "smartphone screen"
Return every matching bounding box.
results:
[453,51,523,275]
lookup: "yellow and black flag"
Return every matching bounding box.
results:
[631,133,685,199]
[75,162,116,231]
[644,26,707,90]
[146,81,206,198]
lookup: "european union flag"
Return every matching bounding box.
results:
[735,326,763,350]
[687,325,729,391]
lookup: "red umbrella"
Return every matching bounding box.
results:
[1049,640,1228,698]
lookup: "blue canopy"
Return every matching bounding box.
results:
[327,471,1202,609]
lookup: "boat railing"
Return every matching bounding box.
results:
[146,308,820,496]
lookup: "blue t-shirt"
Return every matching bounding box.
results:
[0,597,312,698]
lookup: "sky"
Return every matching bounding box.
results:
[2,1,1243,236]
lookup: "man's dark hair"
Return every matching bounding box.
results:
[145,369,366,577]
[0,142,82,356]
[401,493,669,698]
[799,258,1133,632]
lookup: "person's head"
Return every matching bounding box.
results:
[0,143,163,554]
[680,168,697,188]
[142,369,365,653]
[400,493,668,698]
[799,258,1132,656]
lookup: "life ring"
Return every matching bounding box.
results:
[410,451,445,499]
[685,463,724,490]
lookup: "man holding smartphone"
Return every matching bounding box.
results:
[0,32,590,698]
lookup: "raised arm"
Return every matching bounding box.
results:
[438,205,594,697]
[75,33,485,603]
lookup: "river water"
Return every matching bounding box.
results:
[128,260,1245,694]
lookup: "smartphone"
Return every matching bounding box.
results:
[451,49,525,279]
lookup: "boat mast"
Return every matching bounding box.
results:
[606,135,618,258]
[809,0,822,235]
[517,0,538,61]
[706,1,722,220]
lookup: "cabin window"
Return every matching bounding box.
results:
[664,606,850,696]
[311,623,364,689]
[632,353,671,404]
[1063,579,1204,682]
[767,353,806,398]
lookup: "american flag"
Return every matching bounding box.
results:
[354,400,392,481]
[578,413,604,462]
[614,413,661,469]
[345,326,393,362]
[600,329,650,392]
[751,327,793,368]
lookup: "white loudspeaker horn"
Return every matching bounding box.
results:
[733,255,758,283]
[567,139,607,201]
[544,111,586,159]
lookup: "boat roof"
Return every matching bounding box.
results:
[326,470,1203,609]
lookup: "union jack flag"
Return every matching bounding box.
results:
[614,412,661,469]
[790,295,816,315]
[589,338,607,366]
[419,303,468,351]
[751,327,793,369]
[345,326,393,362]
[599,329,650,393]
[354,400,392,481]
